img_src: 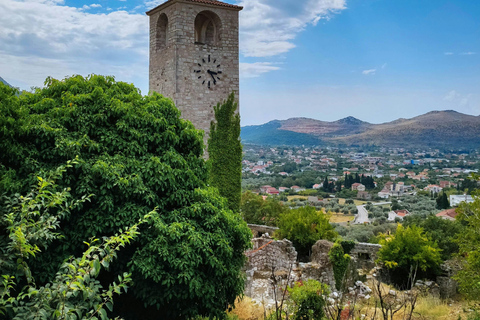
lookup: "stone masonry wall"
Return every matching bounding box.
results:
[244,238,382,308]
[247,224,279,238]
[350,243,382,270]
[148,0,241,145]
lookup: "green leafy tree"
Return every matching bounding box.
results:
[377,225,442,288]
[454,174,480,299]
[276,206,337,259]
[0,164,143,319]
[403,215,463,260]
[0,77,251,319]
[208,92,242,212]
[240,191,287,226]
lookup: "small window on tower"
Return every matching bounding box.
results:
[194,11,222,46]
[156,13,168,50]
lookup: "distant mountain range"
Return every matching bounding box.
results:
[241,110,480,148]
[0,76,11,87]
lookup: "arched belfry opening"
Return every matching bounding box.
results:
[194,11,222,46]
[156,13,168,50]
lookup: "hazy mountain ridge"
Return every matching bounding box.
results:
[0,77,11,87]
[241,111,480,148]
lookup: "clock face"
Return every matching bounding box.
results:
[194,54,222,89]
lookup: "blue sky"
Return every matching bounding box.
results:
[0,0,478,125]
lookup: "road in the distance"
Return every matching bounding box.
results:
[354,205,370,224]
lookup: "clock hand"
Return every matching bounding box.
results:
[208,71,216,84]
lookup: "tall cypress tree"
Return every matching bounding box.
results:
[323,176,329,190]
[208,93,242,212]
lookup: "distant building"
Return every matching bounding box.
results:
[312,184,322,189]
[436,208,459,221]
[378,188,390,199]
[278,187,289,192]
[424,185,442,194]
[357,191,371,200]
[439,180,457,189]
[351,183,365,191]
[265,187,279,195]
[450,194,474,207]
[291,186,305,193]
[259,185,272,193]
[388,209,410,221]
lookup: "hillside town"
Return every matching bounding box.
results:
[242,145,479,224]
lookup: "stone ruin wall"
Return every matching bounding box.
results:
[244,235,459,306]
[247,224,279,238]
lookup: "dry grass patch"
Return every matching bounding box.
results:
[414,295,451,319]
[228,296,264,320]
[329,213,355,223]
[337,198,367,206]
[287,195,308,201]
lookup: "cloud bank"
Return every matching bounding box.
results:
[238,0,346,57]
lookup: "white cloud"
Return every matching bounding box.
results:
[82,4,90,9]
[240,62,280,78]
[444,90,459,101]
[144,0,167,10]
[444,52,454,55]
[460,51,477,55]
[0,0,148,91]
[362,69,376,75]
[443,90,477,114]
[381,63,387,69]
[238,0,346,57]
[90,3,101,8]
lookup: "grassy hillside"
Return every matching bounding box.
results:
[331,110,480,148]
[241,120,323,146]
[241,111,480,148]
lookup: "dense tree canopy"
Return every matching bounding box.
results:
[0,76,251,319]
[240,191,287,226]
[403,214,463,260]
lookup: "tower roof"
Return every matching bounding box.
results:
[146,0,243,15]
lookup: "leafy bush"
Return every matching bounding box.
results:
[288,280,328,320]
[328,241,351,290]
[240,191,287,226]
[276,206,337,259]
[377,225,442,288]
[0,165,143,319]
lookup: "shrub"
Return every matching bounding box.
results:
[276,206,337,259]
[288,280,328,320]
[0,164,144,319]
[328,241,351,290]
[377,225,442,288]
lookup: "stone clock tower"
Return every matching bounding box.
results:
[146,0,242,141]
